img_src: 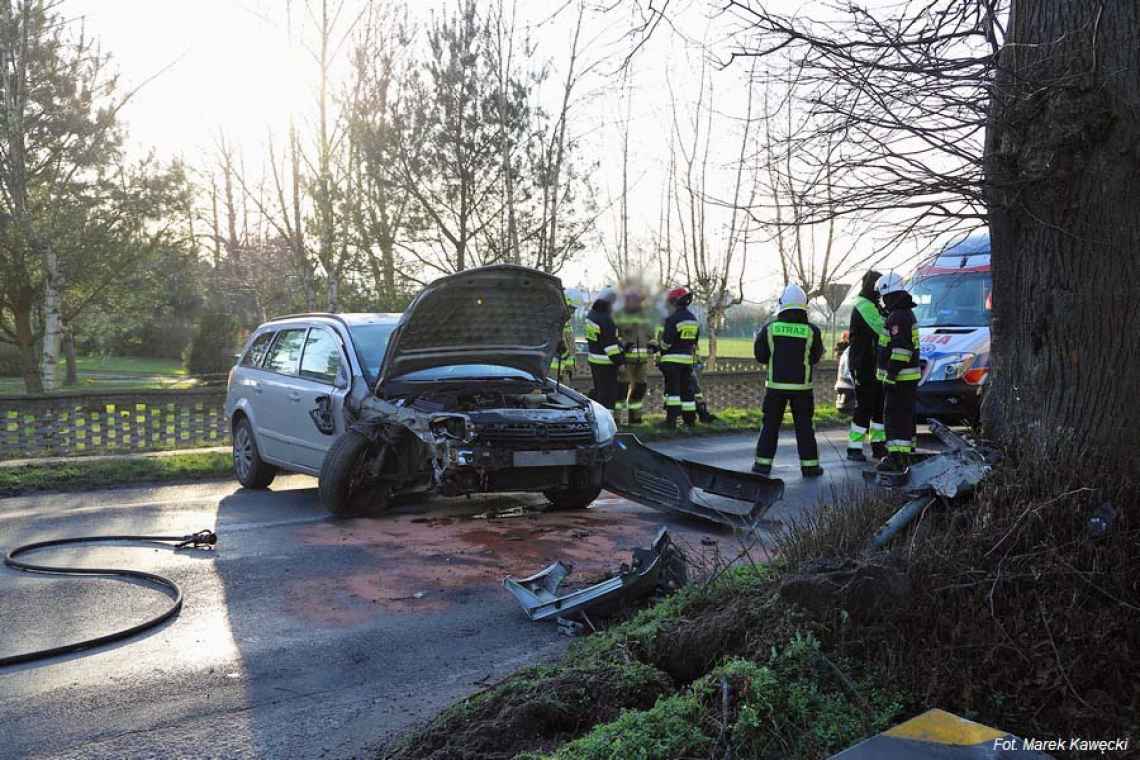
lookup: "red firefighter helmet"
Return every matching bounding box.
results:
[666,286,693,307]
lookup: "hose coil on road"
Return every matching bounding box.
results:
[0,530,216,668]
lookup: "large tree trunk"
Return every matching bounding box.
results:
[40,244,61,392]
[62,328,77,386]
[11,291,42,394]
[985,2,1140,474]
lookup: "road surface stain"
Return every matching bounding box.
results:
[284,499,678,625]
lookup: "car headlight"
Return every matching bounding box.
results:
[591,401,617,443]
[931,352,976,381]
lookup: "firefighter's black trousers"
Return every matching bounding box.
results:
[661,363,696,425]
[755,388,819,469]
[849,375,885,450]
[884,379,917,454]
[589,363,621,410]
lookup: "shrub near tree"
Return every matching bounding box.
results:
[183,313,238,378]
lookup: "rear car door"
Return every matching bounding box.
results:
[284,326,351,472]
[255,326,309,464]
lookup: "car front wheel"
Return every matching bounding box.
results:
[319,430,391,517]
[233,417,277,489]
[543,485,602,511]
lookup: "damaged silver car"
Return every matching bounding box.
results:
[227,265,782,522]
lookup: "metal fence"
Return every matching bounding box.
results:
[0,366,837,461]
[1,388,229,461]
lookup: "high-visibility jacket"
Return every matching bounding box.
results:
[659,307,700,365]
[878,294,922,384]
[848,295,887,383]
[585,301,625,366]
[753,308,824,391]
[614,308,655,364]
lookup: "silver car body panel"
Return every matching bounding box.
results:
[376,265,568,387]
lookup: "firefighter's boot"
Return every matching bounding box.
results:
[871,442,888,460]
[846,448,867,462]
[875,452,908,474]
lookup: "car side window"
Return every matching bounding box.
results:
[299,328,343,384]
[262,328,307,375]
[241,331,275,368]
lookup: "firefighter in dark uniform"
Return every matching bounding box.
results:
[690,358,717,424]
[846,269,888,461]
[550,293,577,382]
[614,286,653,424]
[752,284,824,477]
[585,286,624,409]
[658,287,700,429]
[875,272,922,474]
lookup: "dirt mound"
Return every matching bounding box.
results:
[383,658,672,760]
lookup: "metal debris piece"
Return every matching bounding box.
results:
[504,527,677,621]
[869,421,1001,548]
[603,434,785,528]
[473,505,529,520]
[556,617,586,637]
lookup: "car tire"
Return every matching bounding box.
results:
[233,417,277,489]
[319,430,390,517]
[543,485,602,511]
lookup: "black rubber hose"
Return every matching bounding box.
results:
[0,530,216,667]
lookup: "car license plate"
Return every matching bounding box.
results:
[513,450,577,467]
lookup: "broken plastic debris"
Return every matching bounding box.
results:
[503,527,681,622]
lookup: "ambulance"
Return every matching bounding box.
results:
[910,233,993,424]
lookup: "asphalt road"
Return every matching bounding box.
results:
[0,429,885,759]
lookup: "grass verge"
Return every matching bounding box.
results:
[383,566,906,760]
[0,451,233,497]
[626,403,845,442]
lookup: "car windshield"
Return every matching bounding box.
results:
[911,272,993,328]
[348,323,397,381]
[398,364,535,382]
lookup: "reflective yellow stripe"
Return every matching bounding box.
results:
[588,354,612,365]
[665,395,681,407]
[767,381,812,391]
[800,459,819,467]
[855,297,887,339]
[870,424,886,443]
[897,368,921,381]
[681,402,697,411]
[660,354,694,364]
[604,344,623,355]
[627,401,643,410]
[891,348,913,361]
[754,457,772,465]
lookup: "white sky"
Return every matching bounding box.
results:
[67,0,912,302]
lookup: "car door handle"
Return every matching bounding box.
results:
[289,391,302,402]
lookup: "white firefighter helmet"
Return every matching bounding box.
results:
[778,283,808,310]
[596,285,618,304]
[875,272,907,297]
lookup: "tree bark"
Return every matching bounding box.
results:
[62,327,77,386]
[986,1,1140,474]
[11,290,41,394]
[40,243,61,392]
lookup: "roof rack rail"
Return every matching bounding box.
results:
[268,312,350,328]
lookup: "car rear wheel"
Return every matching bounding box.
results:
[319,430,391,517]
[233,417,277,489]
[543,485,602,511]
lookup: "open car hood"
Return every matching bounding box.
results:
[377,265,567,387]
